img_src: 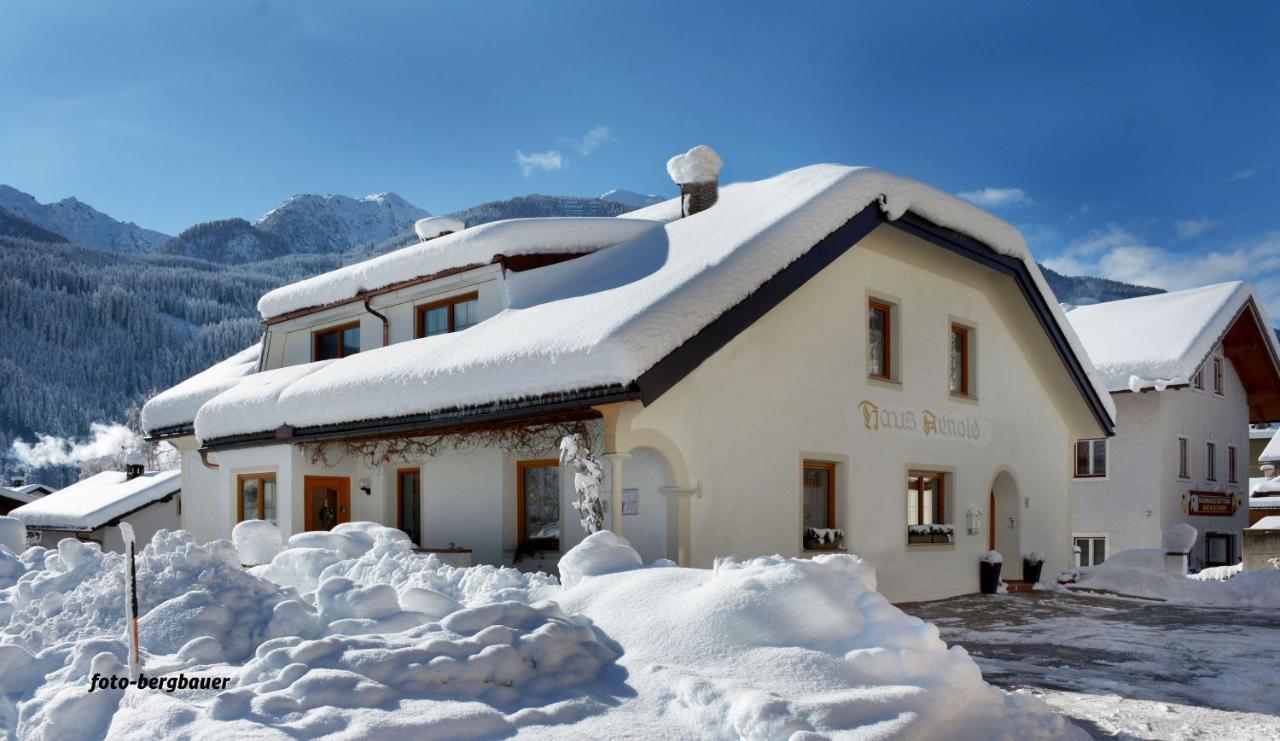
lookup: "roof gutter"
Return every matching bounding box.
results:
[199,384,643,453]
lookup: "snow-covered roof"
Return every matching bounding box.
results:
[0,485,49,505]
[1065,282,1280,393]
[10,469,180,531]
[141,344,261,435]
[256,217,661,320]
[1261,433,1280,465]
[1251,424,1277,440]
[179,164,1114,443]
[1250,515,1280,530]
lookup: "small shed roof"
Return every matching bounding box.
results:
[10,470,180,531]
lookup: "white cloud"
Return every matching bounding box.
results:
[1229,166,1266,182]
[957,187,1031,209]
[1174,217,1216,239]
[516,125,612,177]
[514,149,563,177]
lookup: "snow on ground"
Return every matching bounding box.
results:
[1068,548,1280,607]
[0,526,1078,739]
[902,591,1280,740]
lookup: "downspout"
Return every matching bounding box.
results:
[198,449,220,470]
[364,298,390,347]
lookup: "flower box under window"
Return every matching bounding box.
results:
[908,523,954,544]
[804,527,845,551]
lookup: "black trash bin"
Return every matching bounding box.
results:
[980,558,1003,594]
[1022,558,1044,585]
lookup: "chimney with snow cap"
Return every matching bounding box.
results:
[415,215,466,241]
[124,451,146,481]
[666,144,722,217]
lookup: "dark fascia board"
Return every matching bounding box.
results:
[200,384,642,452]
[145,424,195,442]
[201,201,1115,452]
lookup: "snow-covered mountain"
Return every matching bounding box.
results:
[600,188,664,208]
[160,218,291,264]
[0,185,170,252]
[254,192,429,254]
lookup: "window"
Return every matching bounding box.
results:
[517,460,560,551]
[1205,533,1233,567]
[1228,446,1238,484]
[397,468,421,546]
[1192,367,1204,391]
[1074,536,1107,567]
[802,461,836,531]
[1213,357,1224,396]
[416,291,480,338]
[313,321,360,361]
[237,473,277,524]
[1178,437,1189,479]
[1206,442,1217,481]
[907,470,947,525]
[1074,439,1107,478]
[949,324,970,397]
[868,299,892,381]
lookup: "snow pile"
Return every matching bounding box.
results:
[1190,563,1243,582]
[559,546,1078,738]
[0,517,25,554]
[1162,523,1197,554]
[982,550,1004,564]
[232,520,282,566]
[557,531,644,589]
[188,164,1114,440]
[11,469,180,531]
[414,215,465,240]
[140,343,260,433]
[666,144,723,184]
[1072,549,1280,607]
[1066,281,1280,392]
[1024,551,1045,565]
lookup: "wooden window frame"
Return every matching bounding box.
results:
[1192,367,1204,391]
[907,469,947,526]
[516,459,561,551]
[949,324,971,397]
[1228,445,1238,484]
[312,320,361,362]
[868,299,893,381]
[1178,437,1189,479]
[396,467,421,544]
[1206,441,1217,482]
[1212,356,1224,396]
[802,460,837,530]
[236,472,276,522]
[416,291,480,339]
[1073,438,1107,478]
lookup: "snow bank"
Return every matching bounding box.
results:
[192,164,1114,440]
[140,343,260,434]
[558,544,1077,738]
[0,517,25,554]
[666,144,723,184]
[414,215,465,240]
[1072,548,1280,606]
[10,470,180,531]
[232,520,282,566]
[557,531,644,588]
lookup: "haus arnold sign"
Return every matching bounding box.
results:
[854,400,984,443]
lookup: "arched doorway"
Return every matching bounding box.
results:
[619,446,676,564]
[989,470,1022,580]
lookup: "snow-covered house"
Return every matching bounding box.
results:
[10,457,181,551]
[1066,283,1280,570]
[0,478,53,516]
[143,157,1116,602]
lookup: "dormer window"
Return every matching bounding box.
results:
[313,321,360,361]
[417,291,479,338]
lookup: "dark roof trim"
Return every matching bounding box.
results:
[200,384,642,452]
[889,211,1115,434]
[145,423,195,442]
[24,489,179,533]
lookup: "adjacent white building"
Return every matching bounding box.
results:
[0,479,53,516]
[1066,283,1280,570]
[11,458,181,552]
[143,159,1116,602]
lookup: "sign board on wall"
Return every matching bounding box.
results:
[1182,491,1240,517]
[622,488,639,516]
[851,399,986,444]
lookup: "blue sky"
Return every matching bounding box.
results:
[3,2,1280,309]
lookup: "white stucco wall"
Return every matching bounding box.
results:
[1073,345,1250,568]
[616,224,1104,603]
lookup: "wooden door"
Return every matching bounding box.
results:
[304,476,351,531]
[988,489,995,551]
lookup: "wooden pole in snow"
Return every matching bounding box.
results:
[119,522,141,682]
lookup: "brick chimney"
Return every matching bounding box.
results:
[9,476,24,488]
[666,145,723,217]
[124,451,146,481]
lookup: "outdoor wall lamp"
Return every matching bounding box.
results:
[359,477,372,496]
